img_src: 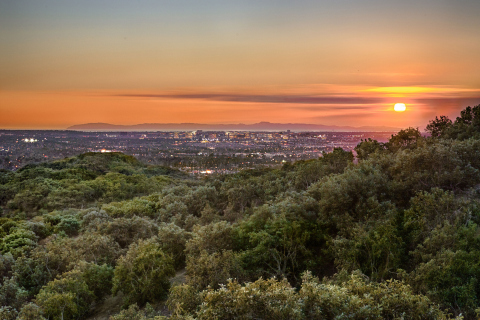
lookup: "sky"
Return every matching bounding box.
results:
[1,0,479,130]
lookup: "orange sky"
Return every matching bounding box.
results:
[1,1,479,129]
[2,85,479,129]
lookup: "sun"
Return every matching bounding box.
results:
[394,103,406,112]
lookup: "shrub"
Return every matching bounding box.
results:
[112,238,175,306]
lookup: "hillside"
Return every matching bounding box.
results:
[1,105,480,319]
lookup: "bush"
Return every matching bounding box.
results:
[167,284,201,317]
[170,271,456,319]
[186,250,244,290]
[157,223,191,270]
[101,216,158,248]
[300,271,454,320]
[0,228,37,258]
[0,277,28,314]
[112,238,175,306]
[36,269,94,320]
[197,277,301,320]
[76,261,114,301]
[17,302,46,320]
[409,249,480,318]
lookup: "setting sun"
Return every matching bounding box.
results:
[394,103,407,112]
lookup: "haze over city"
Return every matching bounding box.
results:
[1,0,480,129]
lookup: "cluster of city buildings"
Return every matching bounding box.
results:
[0,130,394,172]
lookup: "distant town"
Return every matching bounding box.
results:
[0,130,395,174]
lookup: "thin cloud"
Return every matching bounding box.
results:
[116,93,384,105]
[290,105,380,111]
[414,97,480,107]
[412,97,480,117]
[311,112,377,121]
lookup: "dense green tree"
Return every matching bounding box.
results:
[409,250,480,318]
[355,138,385,160]
[290,159,329,189]
[238,214,312,282]
[320,147,354,173]
[308,160,391,228]
[426,115,453,138]
[386,127,423,152]
[387,140,480,195]
[333,217,404,281]
[429,104,480,140]
[404,188,460,246]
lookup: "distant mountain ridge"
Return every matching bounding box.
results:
[67,122,399,132]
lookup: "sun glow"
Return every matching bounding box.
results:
[394,103,406,112]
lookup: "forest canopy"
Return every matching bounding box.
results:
[1,105,480,319]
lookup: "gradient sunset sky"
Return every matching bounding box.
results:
[1,0,479,129]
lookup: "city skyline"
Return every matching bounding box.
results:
[1,0,480,129]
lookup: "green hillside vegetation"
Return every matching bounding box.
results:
[1,105,480,319]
